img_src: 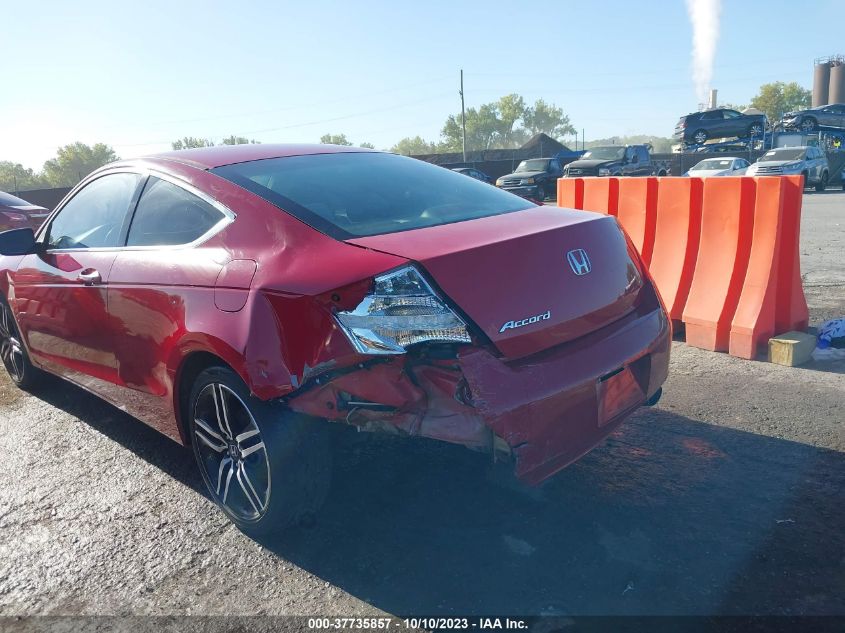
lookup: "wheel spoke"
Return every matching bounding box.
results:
[215,456,233,496]
[236,463,264,514]
[195,425,227,453]
[195,417,226,443]
[221,464,235,505]
[213,385,234,440]
[240,441,265,459]
[235,428,259,444]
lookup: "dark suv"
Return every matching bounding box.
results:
[674,108,767,145]
[495,158,563,200]
[563,144,666,178]
[781,104,845,132]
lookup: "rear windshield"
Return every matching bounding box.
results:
[212,152,534,239]
[761,149,805,161]
[0,192,33,207]
[515,159,549,172]
[693,159,733,170]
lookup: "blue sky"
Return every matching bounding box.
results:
[1,0,841,168]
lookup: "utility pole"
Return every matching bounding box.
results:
[460,69,467,162]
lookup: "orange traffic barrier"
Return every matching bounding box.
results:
[581,177,619,216]
[774,175,809,334]
[648,177,703,322]
[728,177,785,358]
[557,175,810,358]
[682,177,756,352]
[616,177,658,266]
[557,178,584,209]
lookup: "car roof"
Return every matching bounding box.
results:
[142,143,377,170]
[694,156,742,161]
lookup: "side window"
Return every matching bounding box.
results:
[701,111,720,120]
[723,110,741,119]
[637,147,649,162]
[127,177,225,247]
[47,173,141,250]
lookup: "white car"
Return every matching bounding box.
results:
[685,157,750,177]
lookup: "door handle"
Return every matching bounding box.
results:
[77,269,102,286]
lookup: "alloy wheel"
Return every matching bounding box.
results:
[193,383,270,522]
[0,304,25,384]
[693,130,707,144]
[801,118,815,132]
[750,124,763,137]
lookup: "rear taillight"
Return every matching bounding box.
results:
[1,211,27,222]
[334,266,471,355]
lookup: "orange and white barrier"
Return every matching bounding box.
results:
[557,175,809,359]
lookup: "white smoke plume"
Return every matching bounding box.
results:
[686,0,722,104]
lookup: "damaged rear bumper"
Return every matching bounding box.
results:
[287,304,670,485]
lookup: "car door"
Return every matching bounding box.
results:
[721,110,743,137]
[106,174,235,436]
[10,171,143,392]
[830,105,845,129]
[697,111,721,138]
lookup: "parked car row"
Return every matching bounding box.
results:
[682,146,831,191]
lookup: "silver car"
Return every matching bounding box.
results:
[686,157,750,177]
[745,146,830,191]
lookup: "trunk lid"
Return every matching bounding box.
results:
[347,206,643,359]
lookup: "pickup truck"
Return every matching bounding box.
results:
[563,144,668,178]
[495,157,564,200]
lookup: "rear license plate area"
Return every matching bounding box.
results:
[597,365,645,427]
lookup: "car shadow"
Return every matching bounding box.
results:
[26,375,845,616]
[28,373,204,495]
[261,409,845,617]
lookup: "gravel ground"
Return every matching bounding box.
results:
[0,192,842,618]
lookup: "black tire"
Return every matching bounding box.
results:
[692,129,708,144]
[815,171,828,192]
[536,184,546,201]
[801,171,809,188]
[188,366,332,536]
[800,117,817,132]
[0,298,42,390]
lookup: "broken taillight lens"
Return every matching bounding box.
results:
[334,266,471,355]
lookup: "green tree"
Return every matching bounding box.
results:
[585,135,675,154]
[359,142,376,149]
[0,161,46,192]
[172,137,215,150]
[523,99,576,139]
[441,103,501,151]
[750,82,811,123]
[41,143,119,187]
[320,133,352,146]
[440,95,574,152]
[495,93,527,148]
[221,135,259,145]
[390,136,439,155]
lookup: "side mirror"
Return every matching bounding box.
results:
[630,154,639,164]
[0,228,37,256]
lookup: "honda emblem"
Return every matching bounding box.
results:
[566,249,592,275]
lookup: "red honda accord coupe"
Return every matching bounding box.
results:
[0,145,670,534]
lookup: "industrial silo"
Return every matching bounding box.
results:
[830,63,845,105]
[813,61,831,106]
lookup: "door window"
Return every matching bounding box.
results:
[126,177,226,247]
[723,110,742,119]
[47,172,141,250]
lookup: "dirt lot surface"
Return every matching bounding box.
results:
[0,192,843,618]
